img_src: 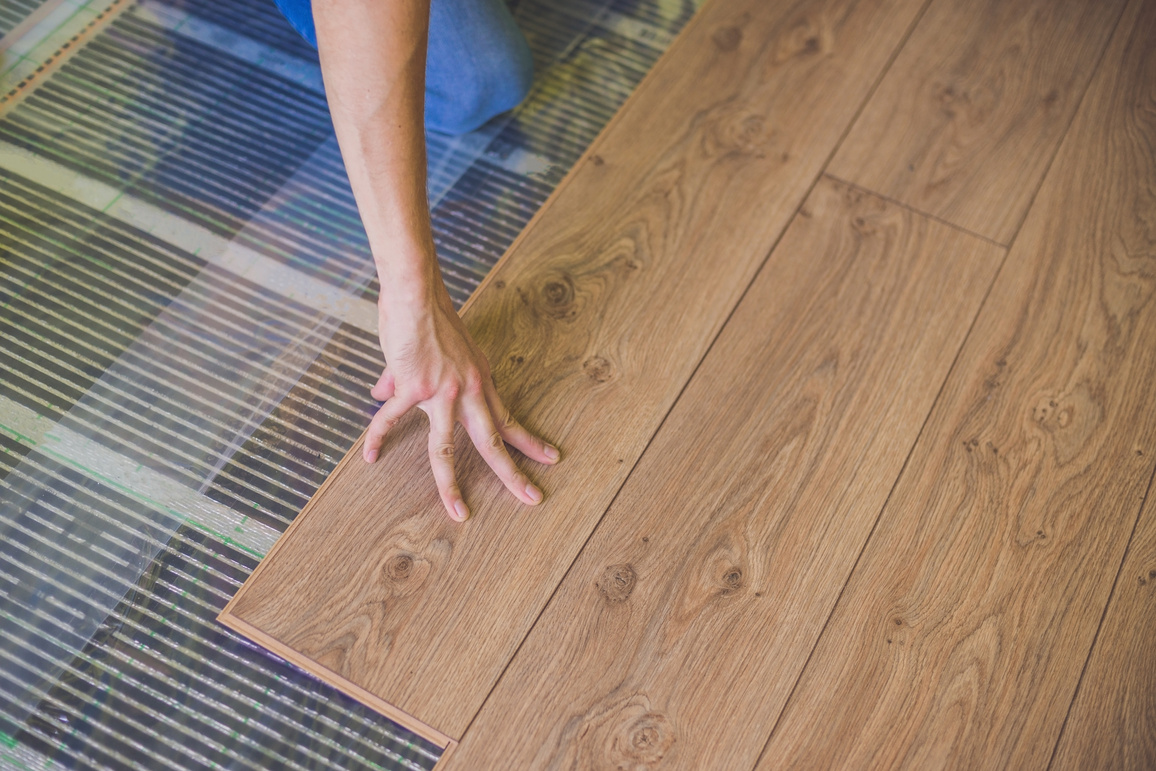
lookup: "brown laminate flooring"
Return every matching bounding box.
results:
[220,0,1156,766]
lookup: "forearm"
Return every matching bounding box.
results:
[314,0,556,518]
[313,0,443,310]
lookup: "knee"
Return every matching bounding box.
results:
[425,26,534,134]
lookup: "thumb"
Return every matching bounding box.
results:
[370,367,395,402]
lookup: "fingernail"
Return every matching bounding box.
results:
[365,448,377,463]
[454,500,470,521]
[543,444,560,462]
[525,483,543,504]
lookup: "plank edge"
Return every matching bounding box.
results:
[215,608,458,749]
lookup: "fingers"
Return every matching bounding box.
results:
[425,406,469,522]
[370,367,395,402]
[362,376,558,518]
[484,382,560,465]
[363,395,416,463]
[461,392,543,506]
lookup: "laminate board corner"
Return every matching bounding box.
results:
[216,607,456,750]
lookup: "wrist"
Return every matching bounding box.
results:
[376,270,454,327]
[373,239,446,308]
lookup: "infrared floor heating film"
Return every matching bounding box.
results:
[0,0,703,768]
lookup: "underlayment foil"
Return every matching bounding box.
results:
[0,0,701,767]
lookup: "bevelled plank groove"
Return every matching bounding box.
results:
[827,0,1125,245]
[220,0,928,741]
[445,177,1004,770]
[1051,489,1156,771]
[760,0,1156,766]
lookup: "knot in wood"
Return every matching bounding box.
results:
[386,554,414,581]
[720,566,743,593]
[731,114,768,153]
[597,563,636,603]
[584,356,613,384]
[851,214,878,236]
[621,712,675,765]
[935,82,967,118]
[704,106,772,158]
[1029,385,1102,465]
[778,19,827,62]
[712,25,742,51]
[541,276,576,319]
[544,280,570,304]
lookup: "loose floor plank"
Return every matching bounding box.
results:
[1051,487,1156,771]
[446,177,1004,770]
[759,0,1156,766]
[220,0,928,742]
[827,0,1125,244]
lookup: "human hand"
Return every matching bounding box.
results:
[363,283,560,522]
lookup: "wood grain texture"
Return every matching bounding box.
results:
[220,0,928,740]
[1050,487,1156,771]
[759,0,1156,766]
[445,176,1004,770]
[827,0,1126,244]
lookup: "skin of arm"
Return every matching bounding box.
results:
[313,0,559,522]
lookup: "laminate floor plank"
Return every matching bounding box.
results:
[759,0,1156,766]
[219,0,928,744]
[827,0,1126,245]
[445,176,1004,770]
[1051,483,1156,771]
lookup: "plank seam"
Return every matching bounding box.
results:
[823,173,1004,248]
[1045,459,1156,770]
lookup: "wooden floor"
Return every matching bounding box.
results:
[220,0,1156,767]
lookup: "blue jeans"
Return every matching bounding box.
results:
[274,0,534,135]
